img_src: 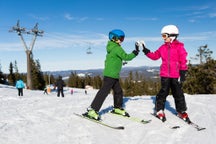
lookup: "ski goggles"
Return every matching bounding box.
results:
[161,33,178,39]
[119,36,125,42]
[161,33,169,39]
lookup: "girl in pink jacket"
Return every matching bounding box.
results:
[142,25,189,122]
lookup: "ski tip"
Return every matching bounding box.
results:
[141,119,152,123]
[117,126,125,130]
[197,127,206,131]
[171,126,180,129]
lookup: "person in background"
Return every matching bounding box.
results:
[84,29,139,120]
[71,89,73,95]
[44,87,48,95]
[142,24,189,122]
[16,78,25,96]
[55,76,65,97]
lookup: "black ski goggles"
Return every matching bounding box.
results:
[119,36,124,42]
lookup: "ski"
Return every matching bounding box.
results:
[176,115,206,131]
[109,112,151,124]
[151,113,181,129]
[150,113,206,131]
[74,113,124,130]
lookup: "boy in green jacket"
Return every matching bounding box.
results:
[84,29,139,120]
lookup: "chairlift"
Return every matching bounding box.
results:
[86,47,92,54]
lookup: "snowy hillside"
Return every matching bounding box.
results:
[0,84,215,144]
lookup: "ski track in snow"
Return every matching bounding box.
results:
[0,84,215,144]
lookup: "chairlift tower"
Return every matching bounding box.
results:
[9,20,44,89]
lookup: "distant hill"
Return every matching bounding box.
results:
[44,66,160,80]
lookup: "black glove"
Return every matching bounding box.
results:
[180,70,187,83]
[142,44,150,55]
[135,42,140,52]
[132,50,139,56]
[133,42,140,56]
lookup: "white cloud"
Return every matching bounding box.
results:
[209,13,216,18]
[79,17,89,22]
[64,13,74,20]
[188,19,196,23]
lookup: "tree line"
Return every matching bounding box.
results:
[0,45,215,95]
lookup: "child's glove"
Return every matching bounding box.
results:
[142,45,150,55]
[135,41,140,51]
[180,70,187,83]
[133,42,140,56]
[136,40,150,55]
[132,50,139,56]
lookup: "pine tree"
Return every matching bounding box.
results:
[14,61,20,80]
[84,75,92,87]
[93,75,102,89]
[31,58,45,90]
[123,71,136,96]
[77,77,85,88]
[0,71,6,84]
[185,45,216,94]
[68,71,78,87]
[7,62,16,86]
[195,45,213,64]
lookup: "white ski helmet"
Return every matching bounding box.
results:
[161,25,179,35]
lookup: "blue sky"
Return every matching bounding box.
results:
[0,0,216,73]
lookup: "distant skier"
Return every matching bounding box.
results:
[44,87,48,95]
[141,24,189,122]
[84,29,139,120]
[16,78,25,96]
[55,76,65,97]
[71,89,73,95]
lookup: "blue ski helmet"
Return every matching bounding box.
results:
[109,29,125,42]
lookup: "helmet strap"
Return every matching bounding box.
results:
[111,37,122,45]
[169,36,177,43]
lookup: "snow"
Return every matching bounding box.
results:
[0,84,215,144]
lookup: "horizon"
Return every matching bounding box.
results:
[2,65,160,75]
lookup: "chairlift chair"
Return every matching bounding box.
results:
[86,47,92,54]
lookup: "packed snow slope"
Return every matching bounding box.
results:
[0,84,215,144]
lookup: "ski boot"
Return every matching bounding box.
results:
[112,108,130,117]
[156,110,166,122]
[177,111,190,123]
[84,108,100,121]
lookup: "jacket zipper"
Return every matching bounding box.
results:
[168,43,171,77]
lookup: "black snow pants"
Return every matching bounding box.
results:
[155,77,187,113]
[90,76,123,112]
[57,89,64,97]
[18,88,23,96]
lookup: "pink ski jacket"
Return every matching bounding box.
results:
[146,40,188,78]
